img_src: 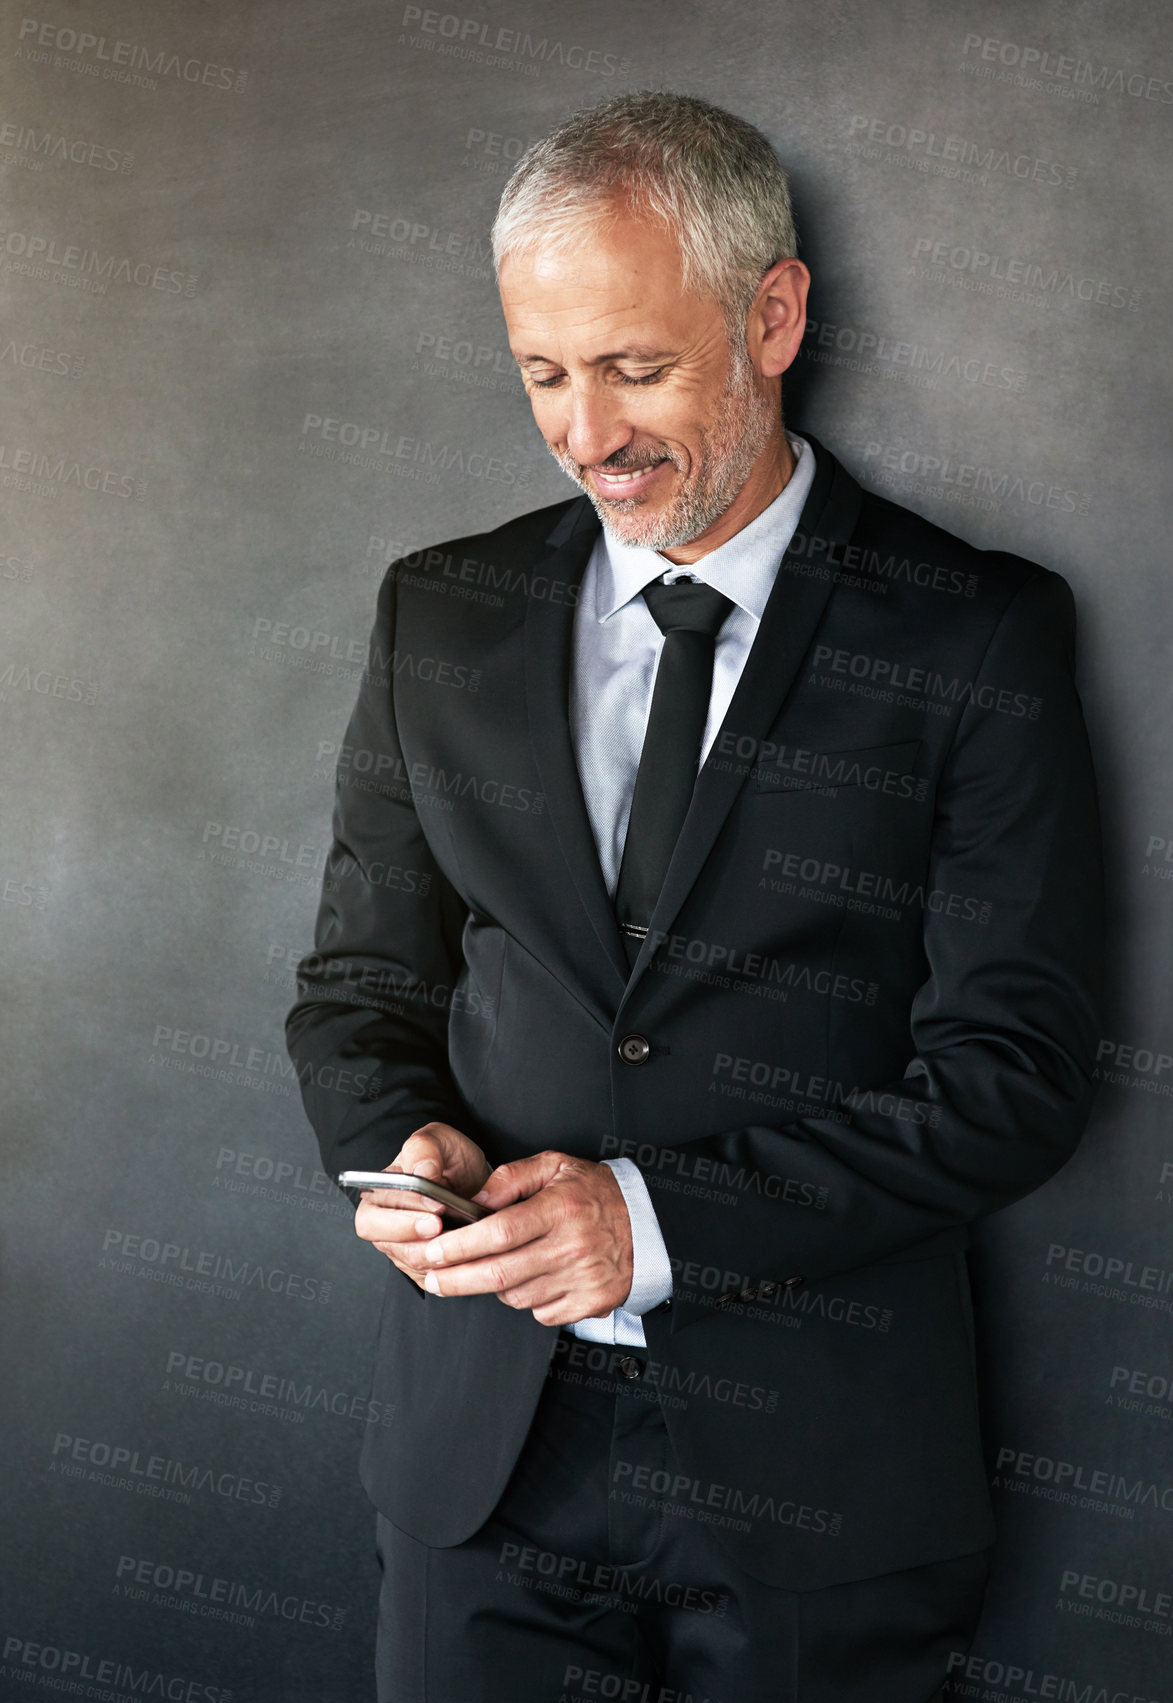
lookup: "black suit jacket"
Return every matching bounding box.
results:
[286,436,1103,1590]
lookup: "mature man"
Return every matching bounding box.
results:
[287,92,1102,1703]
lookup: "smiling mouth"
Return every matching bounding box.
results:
[589,457,669,493]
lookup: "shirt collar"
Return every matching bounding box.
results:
[595,432,815,625]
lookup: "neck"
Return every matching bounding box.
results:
[657,425,795,566]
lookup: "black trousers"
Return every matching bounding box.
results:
[374,1330,990,1703]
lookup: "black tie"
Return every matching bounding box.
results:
[614,577,735,968]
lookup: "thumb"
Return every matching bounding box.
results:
[396,1132,444,1180]
[472,1150,562,1207]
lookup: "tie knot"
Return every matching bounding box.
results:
[641,577,734,640]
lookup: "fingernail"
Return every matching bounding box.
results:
[415,1215,436,1234]
[424,1240,444,1263]
[424,1271,441,1294]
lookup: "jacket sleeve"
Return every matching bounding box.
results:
[285,562,473,1180]
[644,569,1105,1309]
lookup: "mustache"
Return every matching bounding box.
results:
[557,444,681,480]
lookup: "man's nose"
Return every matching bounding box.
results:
[562,383,632,469]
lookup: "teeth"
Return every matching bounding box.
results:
[596,466,656,482]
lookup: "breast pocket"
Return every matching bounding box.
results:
[750,739,924,796]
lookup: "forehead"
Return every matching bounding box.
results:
[498,209,723,353]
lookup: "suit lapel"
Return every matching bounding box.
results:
[523,498,632,1003]
[620,437,863,991]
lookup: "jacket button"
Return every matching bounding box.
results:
[617,1033,651,1066]
[616,1356,643,1380]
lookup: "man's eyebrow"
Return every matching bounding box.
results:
[515,346,675,366]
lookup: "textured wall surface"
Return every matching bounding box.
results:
[1,3,1170,1698]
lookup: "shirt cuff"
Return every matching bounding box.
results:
[602,1157,673,1314]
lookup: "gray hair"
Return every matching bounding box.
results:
[491,90,798,340]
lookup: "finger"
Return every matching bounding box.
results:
[420,1194,551,1268]
[472,1150,566,1208]
[361,1181,447,1216]
[423,1240,553,1298]
[531,1296,588,1328]
[393,1133,445,1180]
[494,1274,572,1311]
[355,1201,443,1245]
[374,1247,428,1286]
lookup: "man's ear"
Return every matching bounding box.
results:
[749,258,811,380]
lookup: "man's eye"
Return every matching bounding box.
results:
[526,367,665,390]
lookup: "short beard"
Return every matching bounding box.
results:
[547,342,780,552]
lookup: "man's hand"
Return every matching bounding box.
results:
[406,1151,635,1328]
[353,1121,492,1291]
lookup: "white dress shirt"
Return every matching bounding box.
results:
[566,433,817,1345]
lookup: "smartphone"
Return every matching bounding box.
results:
[337,1169,491,1224]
